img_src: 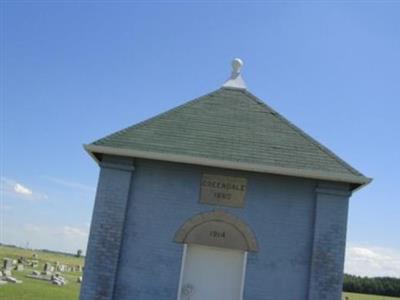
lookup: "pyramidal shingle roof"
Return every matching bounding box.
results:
[85,87,370,190]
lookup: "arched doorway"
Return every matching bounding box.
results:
[174,211,258,300]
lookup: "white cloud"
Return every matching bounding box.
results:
[14,183,33,195]
[17,223,89,254]
[62,226,88,239]
[1,177,48,201]
[345,245,400,277]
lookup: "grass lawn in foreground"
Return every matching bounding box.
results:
[1,245,399,300]
[0,245,83,300]
[343,293,399,300]
[343,293,400,300]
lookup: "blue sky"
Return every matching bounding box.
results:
[1,2,399,277]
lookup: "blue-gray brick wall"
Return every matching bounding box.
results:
[308,184,350,300]
[81,158,350,300]
[80,157,134,300]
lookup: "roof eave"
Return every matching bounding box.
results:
[84,144,372,192]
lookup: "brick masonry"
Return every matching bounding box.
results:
[79,156,134,300]
[80,157,351,300]
[308,183,350,300]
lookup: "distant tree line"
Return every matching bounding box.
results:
[0,243,84,258]
[41,248,85,258]
[343,274,400,297]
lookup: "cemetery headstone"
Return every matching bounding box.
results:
[43,262,50,272]
[3,258,12,270]
[57,264,66,272]
[5,276,22,284]
[51,273,66,286]
[31,260,38,267]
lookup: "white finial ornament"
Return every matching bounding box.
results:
[232,58,243,74]
[222,58,247,89]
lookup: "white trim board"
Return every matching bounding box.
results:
[84,144,371,191]
[177,244,188,300]
[240,252,248,299]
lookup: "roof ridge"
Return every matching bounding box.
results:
[89,87,370,189]
[93,89,222,145]
[240,89,365,178]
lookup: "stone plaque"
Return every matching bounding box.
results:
[200,174,247,208]
[185,221,248,251]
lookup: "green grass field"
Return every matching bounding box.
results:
[0,245,83,300]
[1,245,399,300]
[344,293,400,300]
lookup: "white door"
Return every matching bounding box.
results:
[179,244,246,300]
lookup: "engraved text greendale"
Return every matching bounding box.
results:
[200,174,247,208]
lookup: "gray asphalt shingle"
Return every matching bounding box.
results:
[88,88,370,188]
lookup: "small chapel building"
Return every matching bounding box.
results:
[80,59,370,300]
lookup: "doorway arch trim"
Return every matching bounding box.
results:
[174,210,259,252]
